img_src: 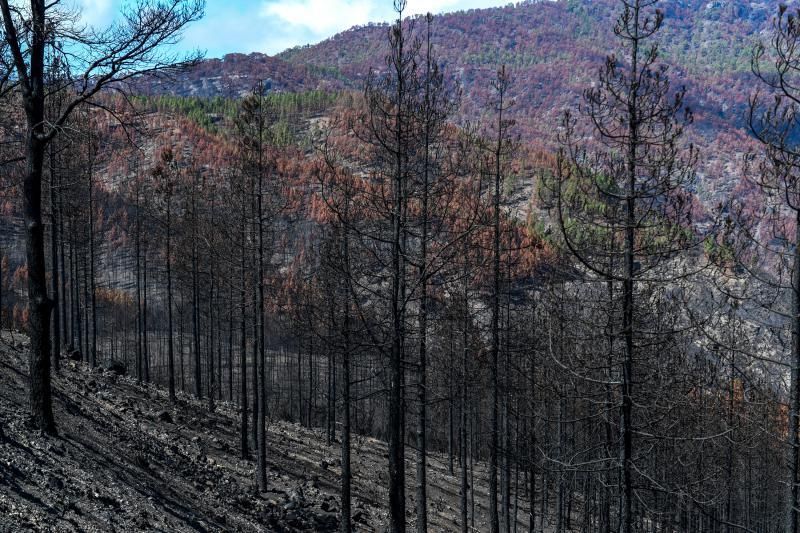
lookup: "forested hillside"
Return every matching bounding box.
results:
[148,0,776,206]
[3,0,800,532]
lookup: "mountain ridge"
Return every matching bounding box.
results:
[139,0,790,209]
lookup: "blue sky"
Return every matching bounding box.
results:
[75,0,513,57]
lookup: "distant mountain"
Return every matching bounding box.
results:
[144,0,794,207]
[136,53,349,97]
[281,0,785,199]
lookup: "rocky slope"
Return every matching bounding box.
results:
[0,332,529,532]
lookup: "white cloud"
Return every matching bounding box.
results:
[261,0,376,35]
[66,0,516,58]
[255,0,512,54]
[73,0,116,28]
[404,0,511,17]
[404,0,461,16]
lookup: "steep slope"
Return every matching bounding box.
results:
[277,0,768,117]
[0,333,532,532]
[276,0,779,205]
[135,53,348,98]
[142,0,785,208]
